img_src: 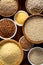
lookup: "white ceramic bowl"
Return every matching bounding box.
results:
[27,47,43,65]
[14,10,29,26]
[0,18,17,40]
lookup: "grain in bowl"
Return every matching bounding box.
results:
[0,40,24,65]
[0,0,19,17]
[25,0,43,15]
[0,18,17,39]
[19,36,33,51]
[28,47,43,65]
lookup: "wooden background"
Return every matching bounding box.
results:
[0,0,43,65]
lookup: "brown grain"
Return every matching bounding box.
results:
[0,19,16,38]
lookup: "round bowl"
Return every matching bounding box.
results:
[0,39,24,65]
[14,10,29,26]
[27,47,43,65]
[0,18,17,40]
[0,0,19,17]
[22,15,43,44]
[19,36,34,51]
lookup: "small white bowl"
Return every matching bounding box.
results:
[14,10,29,26]
[19,36,34,51]
[27,47,43,65]
[0,18,17,40]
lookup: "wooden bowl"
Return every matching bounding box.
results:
[0,39,24,65]
[22,15,43,44]
[0,0,19,17]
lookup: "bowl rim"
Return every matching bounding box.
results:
[0,0,19,17]
[0,39,24,65]
[0,18,17,40]
[19,36,34,51]
[22,14,43,44]
[25,0,43,15]
[14,10,29,26]
[27,47,43,65]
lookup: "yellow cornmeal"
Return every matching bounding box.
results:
[0,43,22,65]
[15,12,28,25]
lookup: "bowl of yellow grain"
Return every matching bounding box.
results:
[14,10,29,26]
[0,39,24,65]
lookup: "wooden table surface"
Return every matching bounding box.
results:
[0,0,43,65]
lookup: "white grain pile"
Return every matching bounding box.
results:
[25,0,43,14]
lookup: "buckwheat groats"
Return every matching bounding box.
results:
[25,0,43,14]
[19,36,33,51]
[0,18,17,39]
[0,0,18,17]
